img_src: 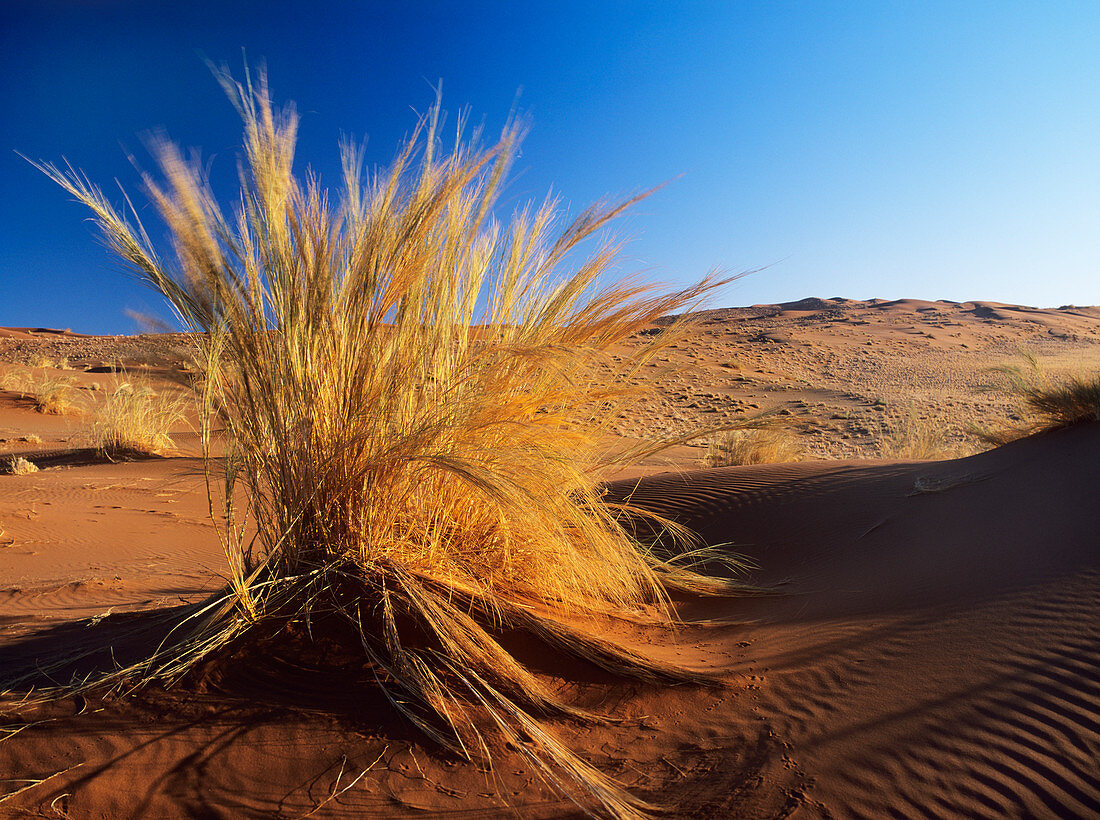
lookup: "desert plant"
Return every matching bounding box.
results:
[30,375,78,415]
[0,369,27,393]
[29,66,752,817]
[2,457,39,476]
[879,409,965,460]
[703,426,802,466]
[86,380,187,457]
[976,352,1100,445]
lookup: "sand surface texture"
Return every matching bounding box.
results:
[1,299,1098,818]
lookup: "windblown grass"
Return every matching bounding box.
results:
[1,457,39,476]
[976,352,1100,445]
[29,65,751,817]
[85,379,186,457]
[703,426,802,466]
[879,408,969,461]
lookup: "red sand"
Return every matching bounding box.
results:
[1,304,1098,817]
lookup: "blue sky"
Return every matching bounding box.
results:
[3,1,1100,334]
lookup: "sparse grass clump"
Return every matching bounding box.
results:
[87,380,186,457]
[31,66,749,817]
[30,375,78,415]
[879,409,968,461]
[977,352,1100,444]
[0,369,78,414]
[2,457,39,476]
[0,369,27,393]
[703,426,802,466]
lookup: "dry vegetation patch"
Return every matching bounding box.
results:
[703,426,802,466]
[976,352,1100,444]
[1,456,39,475]
[25,65,756,818]
[85,380,186,457]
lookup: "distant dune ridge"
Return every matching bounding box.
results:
[1,297,1098,817]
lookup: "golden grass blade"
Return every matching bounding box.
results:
[23,63,762,819]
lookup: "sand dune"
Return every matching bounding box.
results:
[606,423,1100,816]
[1,301,1098,817]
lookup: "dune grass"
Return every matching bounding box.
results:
[29,66,752,817]
[879,408,968,461]
[0,369,76,414]
[703,426,802,466]
[1,457,39,476]
[977,352,1100,444]
[86,379,186,457]
[27,375,78,415]
[0,369,24,393]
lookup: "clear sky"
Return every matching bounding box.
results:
[3,1,1100,334]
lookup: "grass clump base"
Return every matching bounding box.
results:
[977,352,1100,445]
[703,425,802,466]
[1,457,39,476]
[86,380,185,457]
[28,64,753,818]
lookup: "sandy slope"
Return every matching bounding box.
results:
[605,424,1100,817]
[0,300,1098,818]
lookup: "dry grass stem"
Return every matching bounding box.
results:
[703,426,802,466]
[28,64,754,818]
[85,379,186,457]
[2,457,40,476]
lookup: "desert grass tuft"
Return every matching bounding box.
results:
[0,369,78,414]
[1,457,39,476]
[30,375,78,415]
[85,379,186,457]
[879,408,968,461]
[703,425,802,466]
[0,369,26,393]
[29,65,753,818]
[976,352,1100,444]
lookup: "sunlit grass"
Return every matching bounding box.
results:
[30,375,77,415]
[30,65,751,817]
[85,379,186,457]
[879,408,970,461]
[976,351,1100,444]
[703,426,802,466]
[1,457,39,476]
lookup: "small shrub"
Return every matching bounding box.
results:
[978,352,1100,443]
[879,409,964,460]
[703,426,802,466]
[87,381,186,457]
[32,376,78,415]
[2,457,39,475]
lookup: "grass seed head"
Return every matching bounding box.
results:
[31,64,749,818]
